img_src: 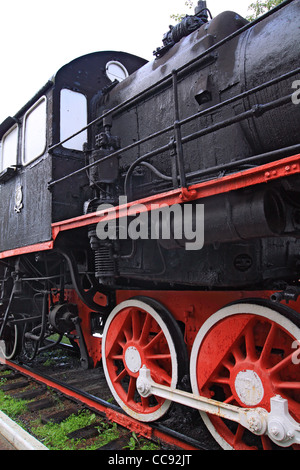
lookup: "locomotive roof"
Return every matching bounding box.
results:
[0,50,147,139]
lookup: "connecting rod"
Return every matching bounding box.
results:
[137,366,300,448]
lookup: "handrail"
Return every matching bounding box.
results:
[123,93,296,197]
[47,0,297,193]
[47,66,300,190]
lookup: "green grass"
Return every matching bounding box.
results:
[33,411,160,450]
[0,388,28,417]
[124,432,161,450]
[32,410,120,450]
[0,372,161,450]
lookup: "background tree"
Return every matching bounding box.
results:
[170,0,194,22]
[171,0,286,23]
[247,0,285,21]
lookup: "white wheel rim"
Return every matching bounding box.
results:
[190,303,300,450]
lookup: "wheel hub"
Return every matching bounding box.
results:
[124,346,142,373]
[234,369,264,406]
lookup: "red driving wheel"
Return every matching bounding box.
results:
[102,297,187,422]
[190,301,300,450]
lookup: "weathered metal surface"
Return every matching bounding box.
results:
[0,157,52,252]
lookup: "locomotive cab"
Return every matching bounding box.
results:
[0,85,53,253]
[0,51,147,255]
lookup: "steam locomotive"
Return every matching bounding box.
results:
[0,0,300,450]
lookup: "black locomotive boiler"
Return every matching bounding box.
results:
[0,0,300,450]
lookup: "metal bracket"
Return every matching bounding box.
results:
[137,366,300,447]
[267,395,300,447]
[72,317,92,370]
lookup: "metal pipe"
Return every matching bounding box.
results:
[181,94,292,146]
[187,143,300,181]
[172,70,186,189]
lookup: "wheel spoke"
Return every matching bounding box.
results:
[259,322,278,368]
[127,376,137,402]
[131,309,141,342]
[224,394,235,404]
[123,319,133,341]
[111,353,123,360]
[150,362,172,385]
[139,313,152,345]
[276,381,300,390]
[113,367,127,384]
[269,350,295,375]
[231,343,245,363]
[146,353,171,361]
[144,330,164,351]
[233,424,245,447]
[117,338,126,350]
[140,395,150,410]
[222,358,235,372]
[244,320,257,361]
[105,316,130,357]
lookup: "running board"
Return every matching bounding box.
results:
[137,366,300,448]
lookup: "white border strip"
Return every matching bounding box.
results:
[0,410,48,450]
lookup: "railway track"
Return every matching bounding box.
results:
[0,365,161,451]
[0,344,217,451]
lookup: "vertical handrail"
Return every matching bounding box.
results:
[172,69,187,190]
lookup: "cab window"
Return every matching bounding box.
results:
[22,97,47,165]
[0,124,18,172]
[60,89,87,151]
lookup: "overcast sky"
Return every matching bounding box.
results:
[0,0,251,124]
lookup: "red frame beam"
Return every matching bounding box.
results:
[0,241,53,260]
[51,154,300,239]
